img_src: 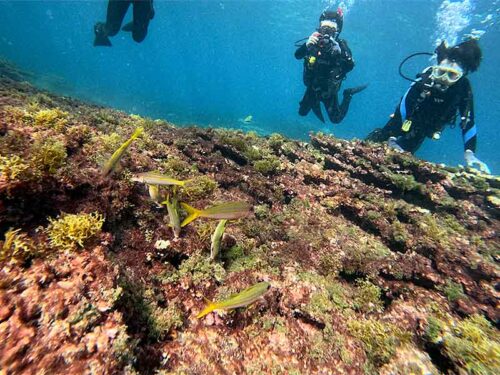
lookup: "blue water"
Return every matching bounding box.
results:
[0,1,498,173]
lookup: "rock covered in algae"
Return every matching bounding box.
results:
[0,59,499,374]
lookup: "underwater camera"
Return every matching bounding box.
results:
[318,34,333,51]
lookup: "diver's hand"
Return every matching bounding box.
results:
[306,32,321,47]
[464,150,491,174]
[331,40,341,55]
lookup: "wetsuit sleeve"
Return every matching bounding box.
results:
[338,39,354,74]
[459,79,476,152]
[295,43,308,60]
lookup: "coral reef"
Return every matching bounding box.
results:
[0,59,499,374]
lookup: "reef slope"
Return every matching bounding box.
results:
[1,61,499,374]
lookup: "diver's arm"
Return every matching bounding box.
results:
[337,39,354,73]
[459,80,490,173]
[459,80,477,152]
[397,82,422,123]
[295,43,308,60]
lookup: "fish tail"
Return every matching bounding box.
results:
[196,299,217,319]
[180,202,201,227]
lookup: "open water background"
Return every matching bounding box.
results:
[0,0,498,172]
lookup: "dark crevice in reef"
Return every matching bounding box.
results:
[213,144,248,166]
[424,343,455,375]
[115,274,163,374]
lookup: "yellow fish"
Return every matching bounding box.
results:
[180,201,252,227]
[197,282,271,318]
[102,127,143,177]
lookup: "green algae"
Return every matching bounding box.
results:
[33,108,68,130]
[30,137,67,174]
[170,253,226,285]
[353,279,384,314]
[0,155,30,182]
[253,155,281,175]
[179,175,217,201]
[442,279,466,302]
[425,313,500,374]
[348,318,411,368]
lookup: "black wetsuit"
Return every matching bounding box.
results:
[367,69,477,153]
[295,37,355,123]
[95,0,154,45]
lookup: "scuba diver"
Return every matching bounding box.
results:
[367,39,490,174]
[295,8,367,124]
[94,0,155,46]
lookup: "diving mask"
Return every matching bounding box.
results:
[431,59,464,86]
[319,20,337,36]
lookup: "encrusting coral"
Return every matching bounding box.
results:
[0,59,499,375]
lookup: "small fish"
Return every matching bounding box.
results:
[131,172,188,186]
[148,184,163,207]
[180,201,252,227]
[197,281,271,318]
[243,115,253,123]
[210,219,227,260]
[163,196,181,238]
[102,127,143,177]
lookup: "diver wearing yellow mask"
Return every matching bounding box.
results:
[367,39,490,174]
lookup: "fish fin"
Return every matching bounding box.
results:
[196,300,217,319]
[180,202,201,227]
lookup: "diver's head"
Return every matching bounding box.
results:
[431,59,464,87]
[435,39,482,74]
[319,8,343,36]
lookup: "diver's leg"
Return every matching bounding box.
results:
[366,111,403,142]
[330,84,369,123]
[397,132,425,154]
[130,0,154,43]
[105,0,131,36]
[326,92,343,124]
[299,87,314,116]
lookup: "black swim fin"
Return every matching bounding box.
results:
[311,101,325,123]
[94,34,112,47]
[121,22,135,32]
[343,84,369,98]
[94,22,112,47]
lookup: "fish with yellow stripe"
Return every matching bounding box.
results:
[197,281,271,318]
[102,127,143,177]
[180,201,252,227]
[131,172,190,187]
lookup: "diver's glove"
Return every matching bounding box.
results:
[388,137,404,153]
[464,149,491,174]
[306,32,321,47]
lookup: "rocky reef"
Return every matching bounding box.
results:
[1,60,499,375]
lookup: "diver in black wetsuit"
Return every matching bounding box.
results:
[94,0,155,46]
[295,8,367,124]
[367,39,490,174]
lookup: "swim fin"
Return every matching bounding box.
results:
[94,22,112,47]
[343,84,369,98]
[311,101,325,123]
[94,34,112,47]
[121,22,135,32]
